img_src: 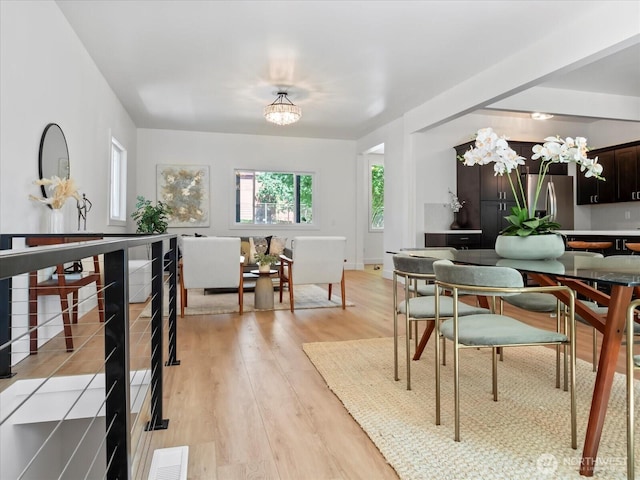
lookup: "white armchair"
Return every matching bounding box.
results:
[179,237,244,317]
[278,236,347,312]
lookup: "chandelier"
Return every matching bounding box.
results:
[264,92,302,126]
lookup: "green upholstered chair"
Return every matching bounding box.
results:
[503,251,603,377]
[400,247,457,297]
[626,299,640,479]
[579,255,640,372]
[433,260,577,448]
[392,254,488,390]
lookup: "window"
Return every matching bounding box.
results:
[235,170,313,225]
[370,163,384,230]
[109,136,127,225]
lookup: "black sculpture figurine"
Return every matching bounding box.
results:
[77,193,92,231]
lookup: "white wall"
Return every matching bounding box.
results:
[0,0,138,365]
[136,129,359,267]
[0,0,137,235]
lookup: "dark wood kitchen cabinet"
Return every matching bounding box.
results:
[615,145,640,202]
[480,200,516,248]
[424,232,481,249]
[576,150,616,205]
[577,140,640,205]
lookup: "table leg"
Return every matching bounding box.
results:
[579,285,633,476]
[413,322,435,360]
[254,274,274,310]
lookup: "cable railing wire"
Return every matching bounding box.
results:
[0,234,179,480]
[57,379,119,480]
[16,354,118,479]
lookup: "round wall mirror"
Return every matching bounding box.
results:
[38,123,70,205]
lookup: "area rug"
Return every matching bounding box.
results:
[303,337,636,479]
[140,284,353,317]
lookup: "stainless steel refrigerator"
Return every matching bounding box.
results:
[522,174,574,229]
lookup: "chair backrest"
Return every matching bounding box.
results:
[603,255,640,270]
[434,259,523,297]
[399,248,456,260]
[182,237,241,289]
[392,254,439,276]
[290,236,346,285]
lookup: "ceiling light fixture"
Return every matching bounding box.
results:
[531,112,554,120]
[264,92,302,126]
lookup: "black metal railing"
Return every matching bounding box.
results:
[0,233,178,480]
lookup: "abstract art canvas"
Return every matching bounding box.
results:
[157,165,210,227]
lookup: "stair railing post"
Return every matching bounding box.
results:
[104,248,131,480]
[145,239,169,431]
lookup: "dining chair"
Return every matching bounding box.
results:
[179,236,245,317]
[626,298,640,479]
[278,236,346,312]
[27,236,105,353]
[581,255,640,371]
[399,247,457,297]
[392,254,488,390]
[502,251,603,379]
[433,259,576,448]
[398,247,457,346]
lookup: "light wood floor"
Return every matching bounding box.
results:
[4,267,637,479]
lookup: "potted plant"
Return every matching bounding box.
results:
[131,195,171,233]
[459,128,605,259]
[254,252,279,273]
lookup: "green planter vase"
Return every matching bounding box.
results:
[495,234,565,260]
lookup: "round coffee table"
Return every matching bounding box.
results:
[251,269,277,310]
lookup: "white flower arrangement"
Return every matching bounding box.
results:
[29,175,81,209]
[459,128,604,236]
[448,189,464,213]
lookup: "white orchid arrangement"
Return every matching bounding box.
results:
[29,175,81,209]
[448,189,464,212]
[460,128,604,236]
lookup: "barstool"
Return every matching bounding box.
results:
[566,240,613,255]
[626,242,640,255]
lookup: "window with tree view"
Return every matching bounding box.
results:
[370,163,384,230]
[235,170,313,225]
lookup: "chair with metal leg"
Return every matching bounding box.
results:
[392,254,488,390]
[433,259,576,448]
[503,251,603,378]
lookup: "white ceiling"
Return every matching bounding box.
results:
[56,0,640,140]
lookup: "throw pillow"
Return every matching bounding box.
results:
[269,236,287,256]
[240,240,251,265]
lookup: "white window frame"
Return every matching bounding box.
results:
[108,136,127,226]
[231,169,317,229]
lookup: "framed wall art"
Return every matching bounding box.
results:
[156,164,210,227]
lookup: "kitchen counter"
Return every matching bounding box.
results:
[559,230,640,236]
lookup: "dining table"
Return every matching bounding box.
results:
[390,248,640,477]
